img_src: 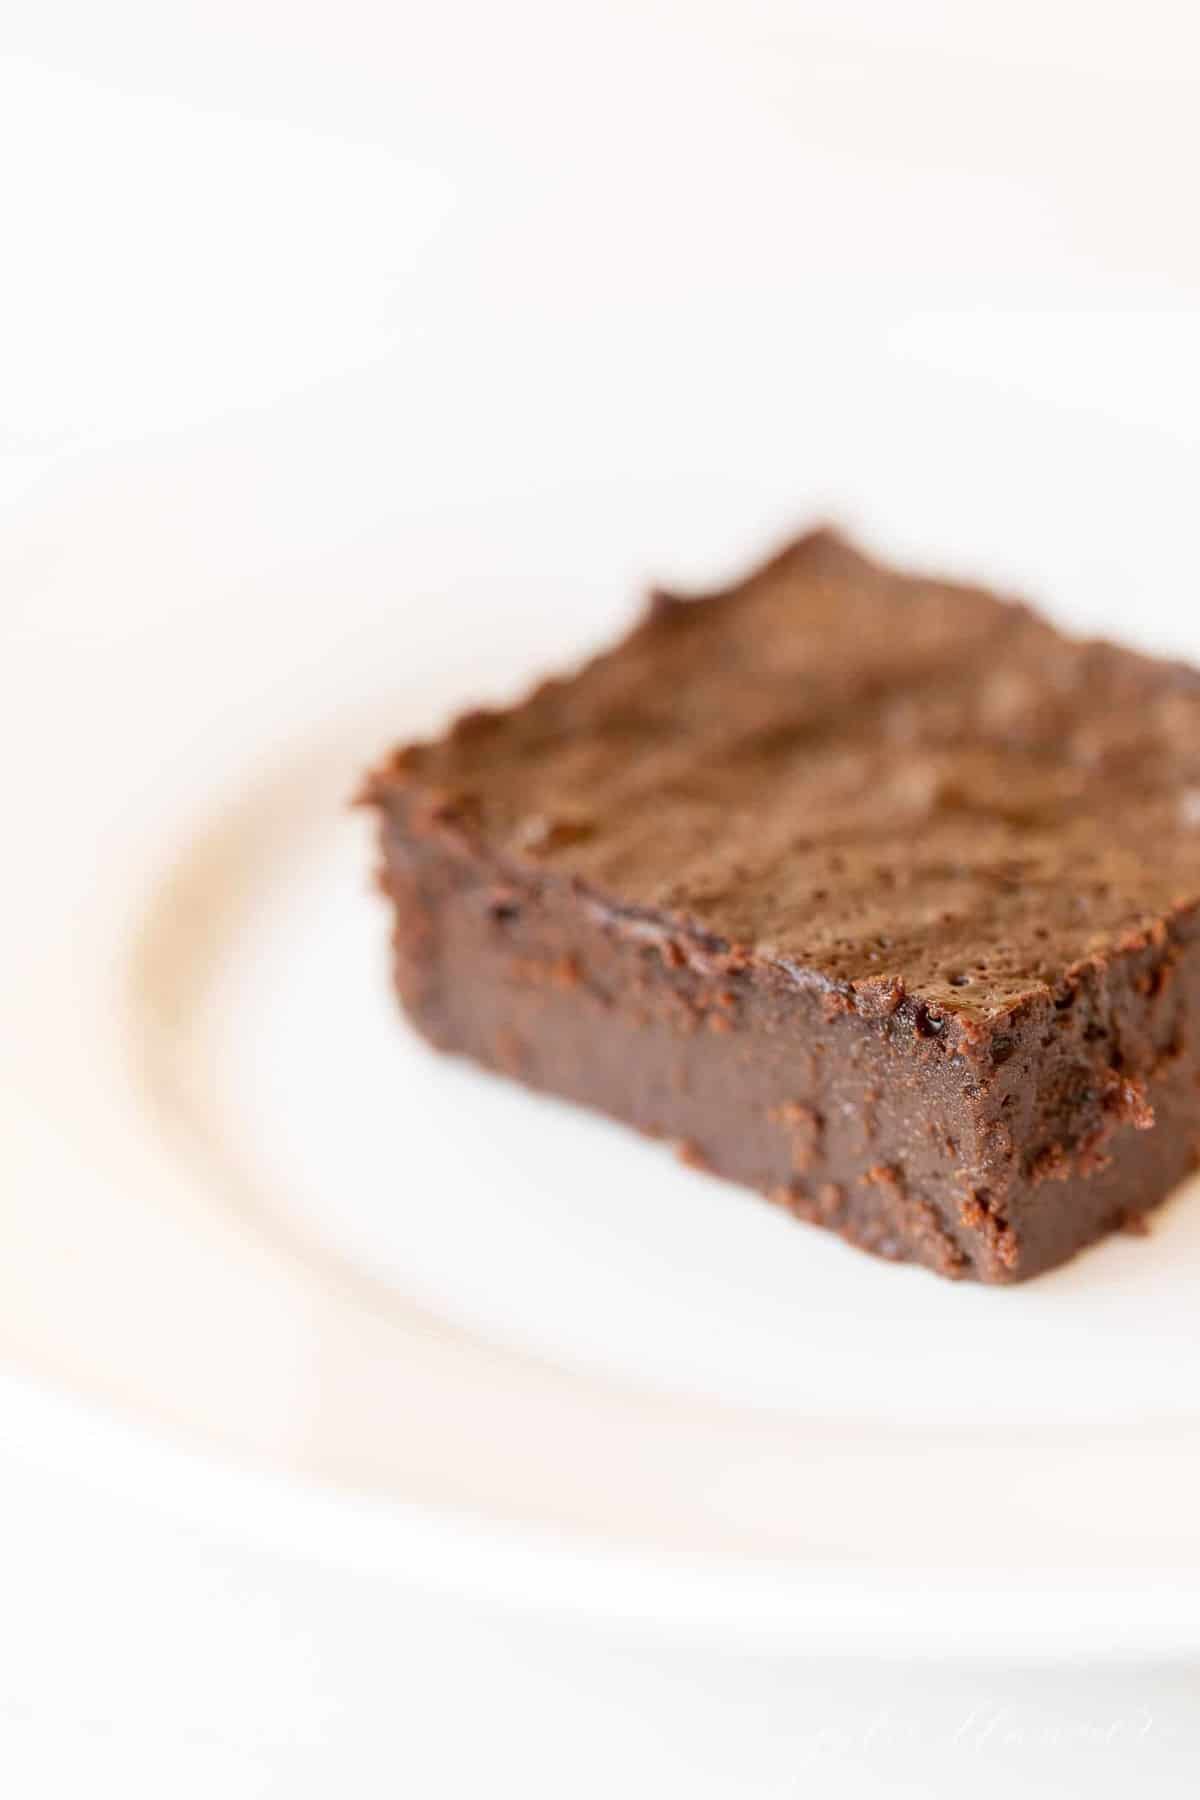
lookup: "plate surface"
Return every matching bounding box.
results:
[8,342,1200,1657]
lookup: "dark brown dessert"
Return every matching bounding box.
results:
[363,530,1200,1282]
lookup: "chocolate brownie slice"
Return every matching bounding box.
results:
[363,530,1200,1281]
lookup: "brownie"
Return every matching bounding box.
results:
[362,529,1200,1282]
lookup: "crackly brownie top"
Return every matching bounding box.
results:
[372,530,1200,1018]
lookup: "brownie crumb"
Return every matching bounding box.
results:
[769,1100,824,1172]
[514,813,595,855]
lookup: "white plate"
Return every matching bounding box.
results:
[7,339,1200,1660]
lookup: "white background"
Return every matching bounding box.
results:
[5,3,1200,1794]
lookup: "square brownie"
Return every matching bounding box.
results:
[363,530,1200,1281]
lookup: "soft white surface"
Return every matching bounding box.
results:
[7,2,1200,1793]
[6,1392,1200,1800]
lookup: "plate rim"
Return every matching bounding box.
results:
[11,454,1200,1660]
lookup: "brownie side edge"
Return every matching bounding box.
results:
[376,803,1030,1282]
[373,792,1200,1282]
[964,910,1200,1276]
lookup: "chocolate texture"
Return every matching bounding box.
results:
[363,530,1200,1281]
